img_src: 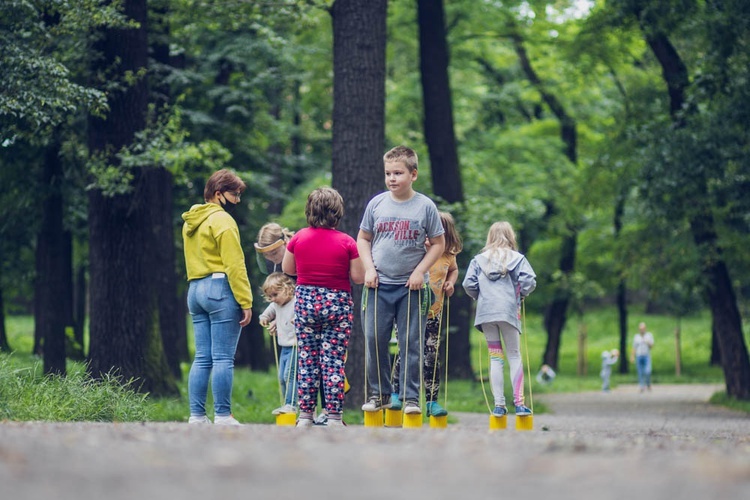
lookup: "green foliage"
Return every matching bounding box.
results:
[0,0,127,140]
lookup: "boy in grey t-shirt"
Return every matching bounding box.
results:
[357,145,445,415]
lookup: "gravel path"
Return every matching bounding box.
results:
[1,384,748,500]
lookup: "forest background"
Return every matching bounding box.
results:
[1,0,749,414]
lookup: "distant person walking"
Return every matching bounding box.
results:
[631,322,654,392]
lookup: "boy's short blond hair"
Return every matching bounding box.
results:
[384,145,418,172]
[261,272,295,302]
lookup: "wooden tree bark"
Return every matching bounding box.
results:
[330,0,387,410]
[34,141,68,375]
[614,192,629,374]
[0,274,11,352]
[87,0,177,396]
[148,0,188,378]
[417,0,473,378]
[511,30,578,371]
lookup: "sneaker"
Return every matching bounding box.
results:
[272,404,296,415]
[296,418,313,428]
[403,400,421,414]
[313,412,328,426]
[327,418,345,428]
[515,405,533,416]
[492,406,508,417]
[361,394,391,412]
[188,415,211,424]
[390,393,402,411]
[214,414,242,426]
[426,401,447,417]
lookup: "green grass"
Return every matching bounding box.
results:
[0,355,151,421]
[3,305,747,423]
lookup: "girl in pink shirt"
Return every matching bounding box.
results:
[282,187,364,427]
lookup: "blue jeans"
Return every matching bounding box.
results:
[278,345,298,406]
[187,274,242,417]
[636,355,652,389]
[362,284,427,402]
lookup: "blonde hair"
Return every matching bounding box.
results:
[261,272,295,303]
[305,187,344,229]
[257,223,294,248]
[383,145,418,172]
[439,211,463,256]
[482,221,518,272]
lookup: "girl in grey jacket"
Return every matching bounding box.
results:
[462,221,536,417]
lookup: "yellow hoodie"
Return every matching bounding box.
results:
[181,203,253,309]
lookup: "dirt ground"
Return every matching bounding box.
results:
[1,384,748,500]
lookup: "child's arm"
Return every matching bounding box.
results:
[281,249,297,276]
[259,303,276,328]
[462,258,480,300]
[407,234,445,290]
[357,229,378,288]
[443,261,459,297]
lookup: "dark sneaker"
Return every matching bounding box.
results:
[426,401,447,417]
[403,400,421,414]
[390,393,402,411]
[361,394,391,412]
[492,406,508,417]
[515,405,533,416]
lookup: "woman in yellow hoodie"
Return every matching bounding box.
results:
[182,169,253,425]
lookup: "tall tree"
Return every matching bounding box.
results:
[416,0,472,378]
[87,0,177,395]
[34,140,69,374]
[330,0,388,409]
[510,26,579,371]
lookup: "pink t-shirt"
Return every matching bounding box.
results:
[286,227,359,292]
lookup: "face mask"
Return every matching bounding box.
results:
[220,194,238,215]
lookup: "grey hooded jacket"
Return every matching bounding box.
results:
[462,249,536,332]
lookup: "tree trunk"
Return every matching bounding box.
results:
[511,30,578,372]
[330,0,387,410]
[614,192,629,374]
[0,283,10,352]
[416,0,473,379]
[35,141,68,375]
[87,0,177,396]
[542,228,576,371]
[149,0,188,378]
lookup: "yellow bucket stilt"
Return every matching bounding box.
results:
[489,414,507,430]
[429,415,447,428]
[276,413,297,426]
[384,409,403,427]
[363,410,384,427]
[515,414,533,431]
[402,412,423,428]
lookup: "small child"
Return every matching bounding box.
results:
[462,221,536,417]
[600,348,619,392]
[259,272,298,415]
[255,223,295,275]
[390,211,462,417]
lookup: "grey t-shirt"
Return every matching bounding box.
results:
[359,192,444,284]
